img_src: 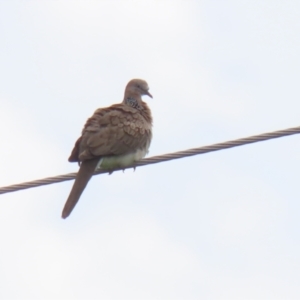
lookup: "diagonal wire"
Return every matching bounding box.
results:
[1,125,300,195]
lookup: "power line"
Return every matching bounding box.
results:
[1,125,300,195]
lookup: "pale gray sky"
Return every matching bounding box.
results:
[1,1,300,299]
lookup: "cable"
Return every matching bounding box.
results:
[1,125,300,195]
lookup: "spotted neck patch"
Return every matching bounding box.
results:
[125,97,141,110]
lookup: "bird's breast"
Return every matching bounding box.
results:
[97,148,148,170]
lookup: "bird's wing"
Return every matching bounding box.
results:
[69,103,152,162]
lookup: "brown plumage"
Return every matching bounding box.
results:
[62,79,153,219]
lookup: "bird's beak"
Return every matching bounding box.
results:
[145,90,153,98]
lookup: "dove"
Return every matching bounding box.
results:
[62,79,153,219]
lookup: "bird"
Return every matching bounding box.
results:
[61,79,153,219]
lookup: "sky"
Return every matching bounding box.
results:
[1,0,300,299]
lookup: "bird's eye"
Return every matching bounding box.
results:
[137,84,141,88]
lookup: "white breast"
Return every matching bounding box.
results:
[97,148,148,170]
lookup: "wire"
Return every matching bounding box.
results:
[1,125,300,195]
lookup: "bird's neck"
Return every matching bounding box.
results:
[124,96,142,110]
[123,95,152,124]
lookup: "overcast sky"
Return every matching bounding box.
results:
[1,1,300,299]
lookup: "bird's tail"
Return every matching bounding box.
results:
[62,158,99,219]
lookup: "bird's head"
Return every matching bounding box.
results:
[125,79,153,99]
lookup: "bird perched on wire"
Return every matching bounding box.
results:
[62,79,153,219]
